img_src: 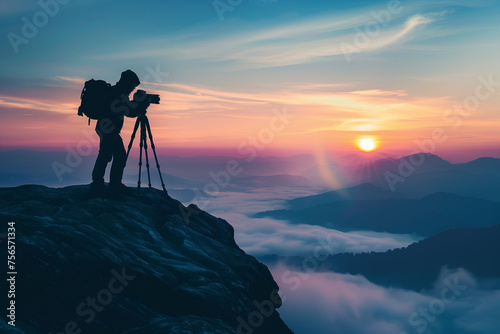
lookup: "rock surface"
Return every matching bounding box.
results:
[0,185,293,334]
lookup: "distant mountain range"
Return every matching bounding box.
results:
[305,153,500,202]
[255,183,500,237]
[0,150,316,190]
[285,182,407,210]
[0,149,317,184]
[229,174,312,189]
[2,150,499,202]
[260,224,500,291]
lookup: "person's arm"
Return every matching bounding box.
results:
[109,95,144,118]
[109,90,150,118]
[125,91,150,117]
[125,98,149,118]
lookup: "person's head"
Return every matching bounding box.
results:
[117,70,140,95]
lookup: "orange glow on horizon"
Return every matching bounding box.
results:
[1,77,500,163]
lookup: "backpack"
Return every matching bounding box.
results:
[77,79,111,125]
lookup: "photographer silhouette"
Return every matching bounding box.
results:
[90,70,149,196]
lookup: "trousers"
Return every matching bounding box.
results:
[92,131,127,184]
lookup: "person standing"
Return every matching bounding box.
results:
[90,70,150,196]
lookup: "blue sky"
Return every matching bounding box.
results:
[1,0,500,160]
[2,0,499,81]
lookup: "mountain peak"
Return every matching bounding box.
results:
[0,184,293,334]
[462,156,500,169]
[400,152,450,165]
[286,182,404,210]
[348,182,383,191]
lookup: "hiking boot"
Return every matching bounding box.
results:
[89,181,106,197]
[108,182,129,196]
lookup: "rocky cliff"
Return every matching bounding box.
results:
[0,185,293,334]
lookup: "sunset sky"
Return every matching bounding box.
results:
[1,0,500,162]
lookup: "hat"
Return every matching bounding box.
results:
[118,69,140,87]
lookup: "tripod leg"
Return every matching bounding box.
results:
[126,116,141,162]
[137,120,144,192]
[142,120,152,188]
[144,117,168,195]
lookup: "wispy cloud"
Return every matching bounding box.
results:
[22,75,454,136]
[56,76,86,85]
[95,9,438,69]
[351,90,408,97]
[216,14,434,68]
[0,96,76,114]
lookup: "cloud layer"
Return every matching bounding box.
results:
[271,265,500,334]
[205,188,419,257]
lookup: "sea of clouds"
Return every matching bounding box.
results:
[203,187,500,334]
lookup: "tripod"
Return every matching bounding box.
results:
[125,113,168,195]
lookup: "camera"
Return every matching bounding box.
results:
[134,89,160,104]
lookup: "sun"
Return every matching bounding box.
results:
[357,138,377,152]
